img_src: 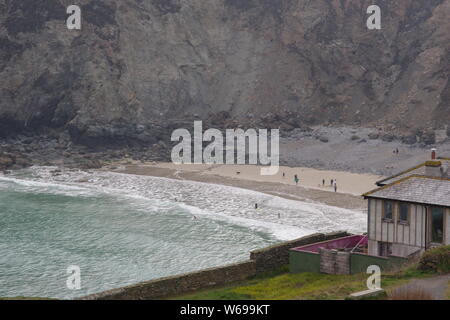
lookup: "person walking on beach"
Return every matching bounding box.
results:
[294,174,299,185]
[255,203,258,210]
[334,182,337,193]
[330,179,334,187]
[322,179,325,187]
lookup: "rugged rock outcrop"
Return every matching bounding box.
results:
[0,151,32,171]
[0,0,449,146]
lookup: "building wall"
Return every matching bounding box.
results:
[290,250,409,275]
[350,253,408,274]
[319,249,350,275]
[289,251,320,273]
[368,199,426,257]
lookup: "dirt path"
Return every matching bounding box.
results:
[394,274,450,300]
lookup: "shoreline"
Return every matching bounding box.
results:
[107,162,383,211]
[0,163,376,299]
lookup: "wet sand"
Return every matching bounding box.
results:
[108,162,384,211]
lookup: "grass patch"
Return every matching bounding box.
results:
[171,264,434,300]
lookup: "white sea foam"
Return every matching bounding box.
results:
[5,167,367,240]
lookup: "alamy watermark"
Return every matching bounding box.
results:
[367,265,382,290]
[66,4,380,31]
[66,5,81,30]
[66,265,81,290]
[367,5,382,30]
[171,121,279,176]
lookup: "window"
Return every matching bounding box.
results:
[378,242,392,257]
[431,207,444,243]
[399,203,410,223]
[383,201,393,220]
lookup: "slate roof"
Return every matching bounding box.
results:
[364,175,450,208]
[376,158,450,186]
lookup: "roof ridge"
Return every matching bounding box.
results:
[376,162,426,185]
[363,174,450,197]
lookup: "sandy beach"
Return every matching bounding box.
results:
[108,162,384,211]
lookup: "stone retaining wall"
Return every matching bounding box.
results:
[80,231,348,300]
[81,261,256,300]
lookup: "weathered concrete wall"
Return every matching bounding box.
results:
[319,249,350,275]
[80,231,348,300]
[319,249,335,274]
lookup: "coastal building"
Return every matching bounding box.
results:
[290,150,450,275]
[364,151,450,258]
[289,150,450,274]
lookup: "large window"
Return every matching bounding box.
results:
[399,203,410,223]
[383,201,393,220]
[431,207,444,243]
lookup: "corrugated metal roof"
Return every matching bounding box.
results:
[365,175,450,208]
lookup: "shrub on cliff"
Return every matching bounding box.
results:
[418,246,450,273]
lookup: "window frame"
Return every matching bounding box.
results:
[430,206,444,244]
[398,202,410,224]
[382,200,394,222]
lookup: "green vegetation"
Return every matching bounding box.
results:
[171,265,434,300]
[424,161,442,167]
[418,245,450,274]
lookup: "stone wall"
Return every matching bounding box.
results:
[81,261,256,300]
[79,231,349,300]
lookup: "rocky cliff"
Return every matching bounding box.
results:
[1,0,449,146]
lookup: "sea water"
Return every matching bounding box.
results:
[0,167,366,299]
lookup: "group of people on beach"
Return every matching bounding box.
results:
[282,172,338,192]
[323,178,338,192]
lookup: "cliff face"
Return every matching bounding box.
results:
[0,0,449,145]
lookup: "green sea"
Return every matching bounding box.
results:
[0,167,365,299]
[0,173,278,299]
